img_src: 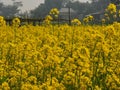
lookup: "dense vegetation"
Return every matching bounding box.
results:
[0,15,120,90]
[0,3,120,90]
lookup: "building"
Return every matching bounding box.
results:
[59,8,77,20]
[85,11,105,23]
[84,1,120,23]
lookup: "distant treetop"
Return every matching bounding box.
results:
[110,0,120,5]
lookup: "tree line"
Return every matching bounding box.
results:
[0,0,22,17]
[0,0,120,19]
[30,0,110,18]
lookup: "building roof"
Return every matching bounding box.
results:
[59,8,76,13]
[85,11,104,17]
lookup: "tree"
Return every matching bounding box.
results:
[30,0,111,19]
[90,0,109,13]
[111,0,120,5]
[30,4,47,18]
[30,0,71,18]
[67,1,91,14]
[0,1,23,17]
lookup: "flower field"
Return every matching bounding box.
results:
[0,18,120,90]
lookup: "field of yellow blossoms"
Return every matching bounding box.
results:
[0,14,120,90]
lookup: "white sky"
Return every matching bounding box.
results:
[0,0,89,12]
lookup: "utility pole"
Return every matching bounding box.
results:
[68,1,71,25]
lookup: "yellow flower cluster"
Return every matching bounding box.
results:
[12,17,21,27]
[49,8,59,18]
[0,18,120,90]
[43,15,53,25]
[43,8,59,25]
[118,10,120,17]
[104,3,117,23]
[71,18,81,26]
[106,3,116,15]
[0,16,6,26]
[83,15,94,24]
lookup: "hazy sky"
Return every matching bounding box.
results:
[0,0,89,12]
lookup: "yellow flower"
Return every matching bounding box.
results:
[27,76,37,84]
[50,8,59,18]
[9,70,20,77]
[45,15,53,21]
[16,61,25,69]
[107,3,116,14]
[83,15,94,24]
[71,18,81,26]
[43,15,53,25]
[21,83,33,90]
[2,82,10,90]
[12,17,20,27]
[101,19,106,24]
[0,16,4,22]
[47,86,54,90]
[94,85,101,90]
[8,77,18,87]
[0,16,6,26]
[89,15,94,21]
[32,85,40,90]
[118,10,120,17]
[83,17,89,23]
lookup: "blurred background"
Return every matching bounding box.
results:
[0,0,117,20]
